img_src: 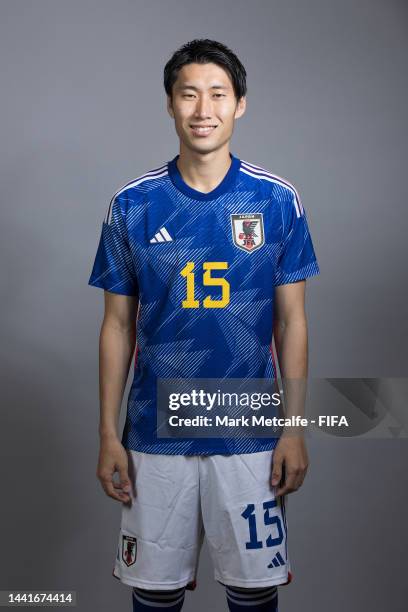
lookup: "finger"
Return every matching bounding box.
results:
[106,482,131,502]
[113,481,125,490]
[112,479,134,499]
[276,469,300,497]
[118,464,132,494]
[99,474,131,503]
[293,467,308,490]
[270,454,283,487]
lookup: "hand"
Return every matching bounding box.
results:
[96,434,133,503]
[270,435,309,497]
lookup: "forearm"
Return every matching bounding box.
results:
[273,317,308,429]
[274,316,308,379]
[98,319,136,439]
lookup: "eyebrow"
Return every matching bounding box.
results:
[177,84,230,91]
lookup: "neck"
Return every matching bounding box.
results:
[176,144,232,194]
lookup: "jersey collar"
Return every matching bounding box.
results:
[167,153,241,201]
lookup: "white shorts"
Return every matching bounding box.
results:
[112,450,292,590]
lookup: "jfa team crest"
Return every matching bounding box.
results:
[231,213,265,253]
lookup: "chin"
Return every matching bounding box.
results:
[185,140,219,155]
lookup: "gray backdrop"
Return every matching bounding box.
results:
[1,0,407,610]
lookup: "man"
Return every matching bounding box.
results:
[88,39,320,612]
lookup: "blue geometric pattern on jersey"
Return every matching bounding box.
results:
[88,153,320,455]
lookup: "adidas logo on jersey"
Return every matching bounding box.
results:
[150,227,173,243]
[267,552,286,568]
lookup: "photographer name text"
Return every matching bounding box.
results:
[167,415,349,428]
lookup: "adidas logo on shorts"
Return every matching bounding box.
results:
[267,552,286,568]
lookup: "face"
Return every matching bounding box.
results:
[167,62,246,155]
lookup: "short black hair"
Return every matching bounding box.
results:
[164,39,247,102]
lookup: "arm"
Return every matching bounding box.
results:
[96,291,138,503]
[270,280,309,496]
[273,281,308,379]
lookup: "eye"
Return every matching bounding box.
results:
[213,93,226,98]
[182,93,195,99]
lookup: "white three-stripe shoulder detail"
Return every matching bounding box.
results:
[105,163,168,224]
[240,160,303,217]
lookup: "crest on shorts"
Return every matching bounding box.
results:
[122,535,137,567]
[231,213,265,252]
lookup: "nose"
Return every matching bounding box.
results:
[194,94,212,119]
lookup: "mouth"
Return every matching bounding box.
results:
[189,125,218,137]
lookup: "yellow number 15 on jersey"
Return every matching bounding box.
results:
[180,262,230,309]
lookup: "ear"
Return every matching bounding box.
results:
[167,95,174,119]
[234,96,246,119]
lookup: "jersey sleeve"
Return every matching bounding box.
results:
[274,188,320,285]
[88,194,139,296]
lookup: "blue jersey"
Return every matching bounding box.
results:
[88,153,320,455]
